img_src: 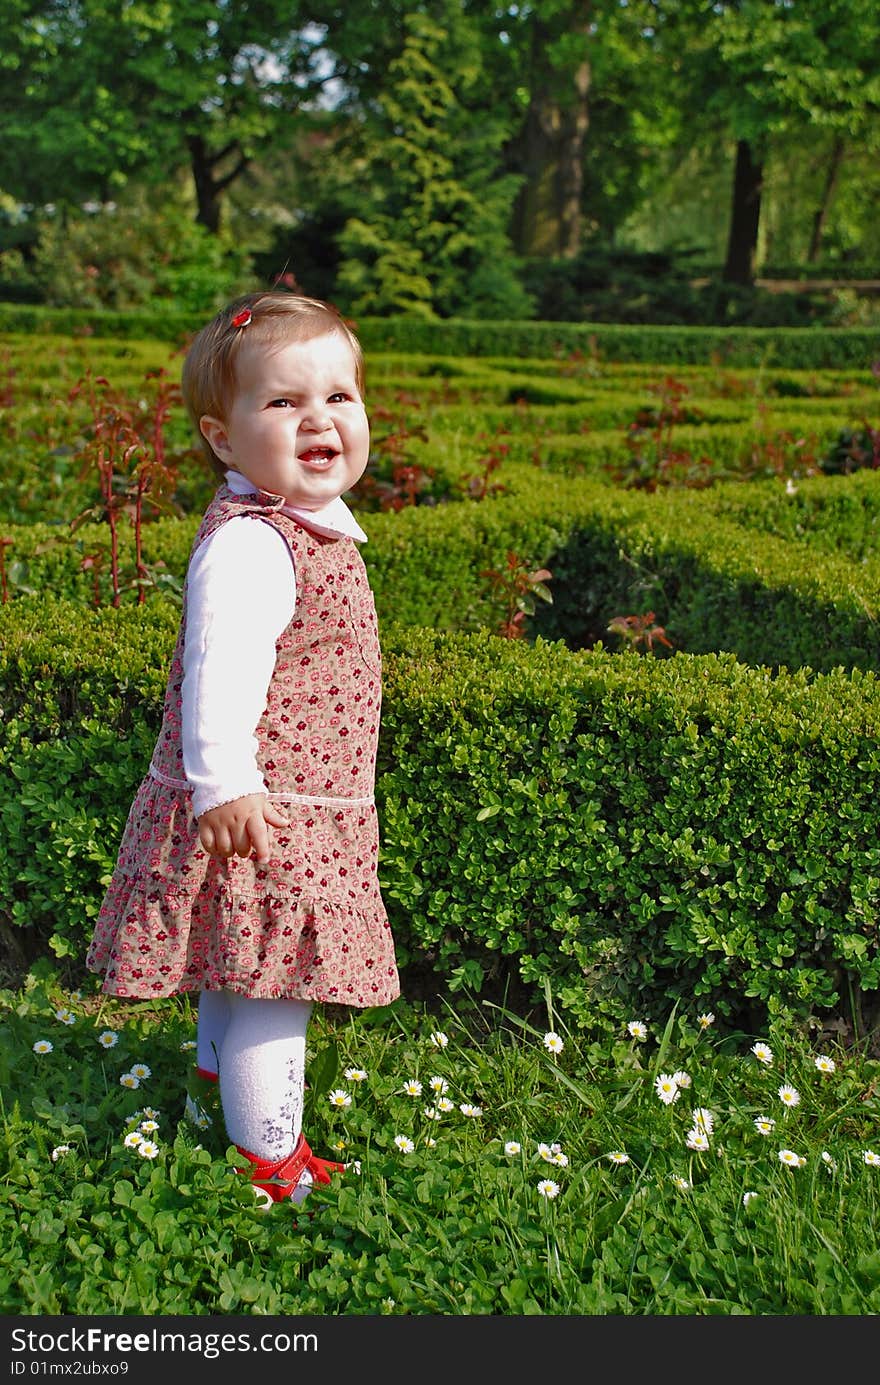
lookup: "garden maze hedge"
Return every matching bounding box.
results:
[1,314,879,1038]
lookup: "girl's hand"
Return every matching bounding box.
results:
[197,794,289,864]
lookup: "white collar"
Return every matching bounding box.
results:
[224,470,369,543]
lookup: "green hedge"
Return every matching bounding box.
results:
[1,304,878,368]
[2,598,879,1035]
[4,468,880,673]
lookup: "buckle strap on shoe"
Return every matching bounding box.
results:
[236,1132,313,1201]
[306,1152,345,1185]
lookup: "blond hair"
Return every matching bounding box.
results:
[182,292,365,477]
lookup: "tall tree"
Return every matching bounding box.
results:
[664,0,880,284]
[335,7,529,319]
[463,1,677,260]
[509,2,593,258]
[0,2,326,232]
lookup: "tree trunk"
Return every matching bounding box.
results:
[511,65,562,256]
[558,37,591,259]
[187,135,249,233]
[723,138,763,286]
[807,136,845,263]
[511,3,593,259]
[189,134,223,233]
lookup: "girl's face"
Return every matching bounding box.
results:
[199,330,369,510]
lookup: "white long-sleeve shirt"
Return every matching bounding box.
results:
[181,470,369,818]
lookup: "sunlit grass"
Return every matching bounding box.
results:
[2,968,879,1315]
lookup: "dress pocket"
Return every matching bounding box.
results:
[342,589,382,675]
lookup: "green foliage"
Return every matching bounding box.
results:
[0,1,328,235]
[2,982,880,1314]
[2,307,879,366]
[336,9,531,321]
[522,247,832,327]
[6,189,255,313]
[2,598,880,1037]
[3,327,880,1040]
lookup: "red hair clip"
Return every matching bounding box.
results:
[231,307,252,329]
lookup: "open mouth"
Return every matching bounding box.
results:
[298,447,338,467]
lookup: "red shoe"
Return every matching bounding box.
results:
[306,1151,346,1185]
[235,1132,344,1204]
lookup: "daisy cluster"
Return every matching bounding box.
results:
[329,1030,485,1158]
[29,994,880,1215]
[603,1029,880,1188]
[121,1108,163,1160]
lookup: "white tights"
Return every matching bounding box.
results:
[195,988,312,1162]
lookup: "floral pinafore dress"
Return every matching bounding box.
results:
[86,485,401,1007]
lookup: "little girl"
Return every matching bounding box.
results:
[87,291,400,1206]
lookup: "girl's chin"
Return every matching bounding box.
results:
[284,487,339,509]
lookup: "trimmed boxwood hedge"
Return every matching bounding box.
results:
[2,598,879,1036]
[1,303,878,368]
[3,467,880,673]
[3,320,879,1039]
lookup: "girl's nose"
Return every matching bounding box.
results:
[301,405,332,431]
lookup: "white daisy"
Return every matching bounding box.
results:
[742,1190,759,1207]
[697,1013,715,1030]
[138,1140,160,1160]
[129,1063,151,1081]
[50,1145,72,1161]
[32,1040,53,1054]
[429,1032,449,1050]
[754,1115,776,1135]
[538,1142,557,1163]
[119,1073,140,1090]
[543,1031,564,1055]
[503,1141,522,1156]
[692,1107,715,1135]
[423,1106,442,1121]
[607,1151,630,1165]
[686,1129,709,1151]
[537,1179,560,1199]
[328,1089,352,1108]
[179,1040,197,1051]
[138,1119,159,1134]
[428,1075,448,1094]
[393,1135,414,1154]
[655,1073,680,1105]
[672,1070,692,1089]
[814,1054,836,1074]
[863,1150,880,1167]
[671,1175,690,1191]
[459,1103,482,1118]
[123,1131,143,1149]
[627,1021,648,1041]
[551,1150,569,1167]
[778,1084,800,1109]
[751,1042,773,1066]
[97,1030,119,1049]
[437,1097,454,1113]
[344,1068,368,1082]
[401,1079,423,1097]
[54,1008,76,1026]
[778,1148,806,1168]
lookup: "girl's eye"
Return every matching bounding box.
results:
[268,398,292,408]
